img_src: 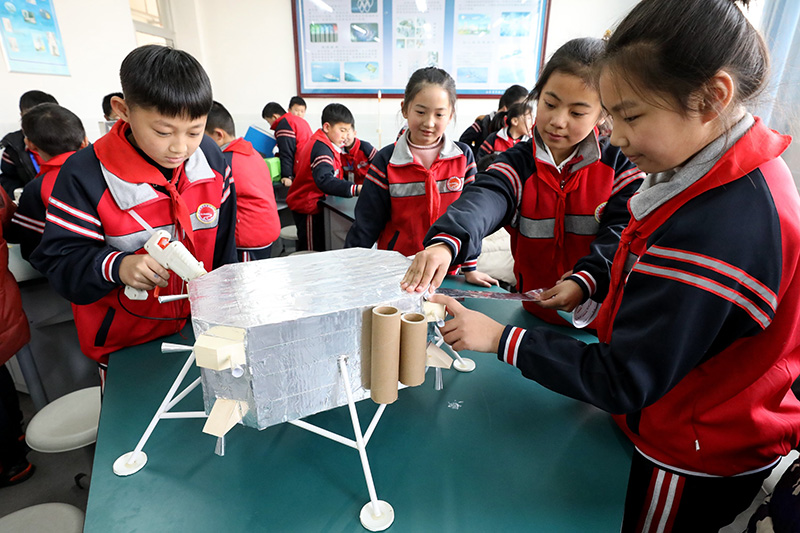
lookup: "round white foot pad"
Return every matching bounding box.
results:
[113,451,148,476]
[453,357,476,372]
[360,500,394,531]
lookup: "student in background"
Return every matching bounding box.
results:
[288,96,307,118]
[477,101,533,159]
[346,67,496,287]
[341,128,376,185]
[418,0,800,529]
[30,45,237,377]
[262,102,312,187]
[0,90,58,195]
[102,92,123,121]
[206,101,280,261]
[286,103,359,252]
[459,84,527,157]
[6,104,88,261]
[0,185,33,487]
[404,38,643,324]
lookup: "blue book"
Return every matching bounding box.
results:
[244,125,277,157]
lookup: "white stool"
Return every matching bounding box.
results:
[0,502,84,532]
[278,225,298,256]
[26,386,101,453]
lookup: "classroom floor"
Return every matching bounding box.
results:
[0,391,93,520]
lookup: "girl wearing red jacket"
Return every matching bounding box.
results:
[412,0,800,530]
[477,101,533,160]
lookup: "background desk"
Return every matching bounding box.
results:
[85,278,632,532]
[320,195,357,250]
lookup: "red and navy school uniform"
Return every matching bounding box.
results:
[7,151,75,261]
[424,127,644,324]
[477,127,529,160]
[272,112,312,180]
[341,138,377,185]
[458,112,494,158]
[345,131,480,272]
[0,130,41,195]
[222,137,280,261]
[496,117,800,523]
[29,120,237,364]
[286,128,357,251]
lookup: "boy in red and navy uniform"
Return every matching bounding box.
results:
[206,101,280,261]
[286,103,359,252]
[6,104,88,261]
[30,45,237,370]
[423,128,643,325]
[341,129,376,185]
[458,84,528,158]
[262,102,312,186]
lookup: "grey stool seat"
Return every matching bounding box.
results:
[26,386,101,453]
[0,502,84,533]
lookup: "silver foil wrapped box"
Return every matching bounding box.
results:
[188,248,423,430]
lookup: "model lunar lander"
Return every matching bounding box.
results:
[112,247,474,531]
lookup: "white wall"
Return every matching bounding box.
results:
[0,0,136,142]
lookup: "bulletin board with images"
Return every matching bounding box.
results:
[0,0,68,75]
[292,0,551,96]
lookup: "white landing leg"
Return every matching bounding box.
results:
[288,355,394,531]
[113,343,207,476]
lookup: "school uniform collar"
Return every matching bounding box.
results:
[390,130,463,166]
[497,127,530,144]
[630,113,755,221]
[533,126,600,173]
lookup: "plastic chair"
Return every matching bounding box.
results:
[0,502,84,532]
[278,225,298,256]
[25,386,102,488]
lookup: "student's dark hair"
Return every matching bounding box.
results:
[119,45,212,119]
[498,85,528,110]
[321,103,354,127]
[401,67,457,116]
[262,102,286,119]
[601,0,768,117]
[205,101,236,137]
[529,37,606,101]
[102,92,123,118]
[21,103,85,156]
[289,96,307,109]
[19,90,57,114]
[476,152,499,173]
[490,101,533,132]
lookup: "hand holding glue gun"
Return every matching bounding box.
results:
[121,230,207,301]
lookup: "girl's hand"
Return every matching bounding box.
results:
[464,269,499,288]
[428,294,504,353]
[535,279,584,312]
[401,244,453,293]
[281,177,293,187]
[119,254,170,290]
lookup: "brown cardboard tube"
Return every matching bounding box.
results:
[370,306,401,404]
[399,312,427,386]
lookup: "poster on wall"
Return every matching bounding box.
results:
[0,0,69,76]
[293,0,549,96]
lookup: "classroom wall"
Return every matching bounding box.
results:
[0,0,135,141]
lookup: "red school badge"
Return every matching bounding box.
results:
[446,176,463,192]
[594,202,607,223]
[196,203,218,224]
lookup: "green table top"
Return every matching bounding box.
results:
[85,277,631,532]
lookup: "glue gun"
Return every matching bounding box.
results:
[124,230,207,300]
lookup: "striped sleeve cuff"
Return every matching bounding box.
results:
[460,258,478,272]
[568,270,596,300]
[428,233,461,259]
[101,251,128,284]
[350,183,358,196]
[497,325,526,367]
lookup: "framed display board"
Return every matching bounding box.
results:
[292,0,550,97]
[0,0,69,75]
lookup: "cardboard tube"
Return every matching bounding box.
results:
[399,312,427,386]
[370,305,401,404]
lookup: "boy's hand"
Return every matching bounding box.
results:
[464,269,499,288]
[281,177,293,187]
[535,276,584,312]
[429,294,504,353]
[119,254,170,290]
[401,244,453,293]
[356,184,362,195]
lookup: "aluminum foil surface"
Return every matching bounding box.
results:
[189,248,423,430]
